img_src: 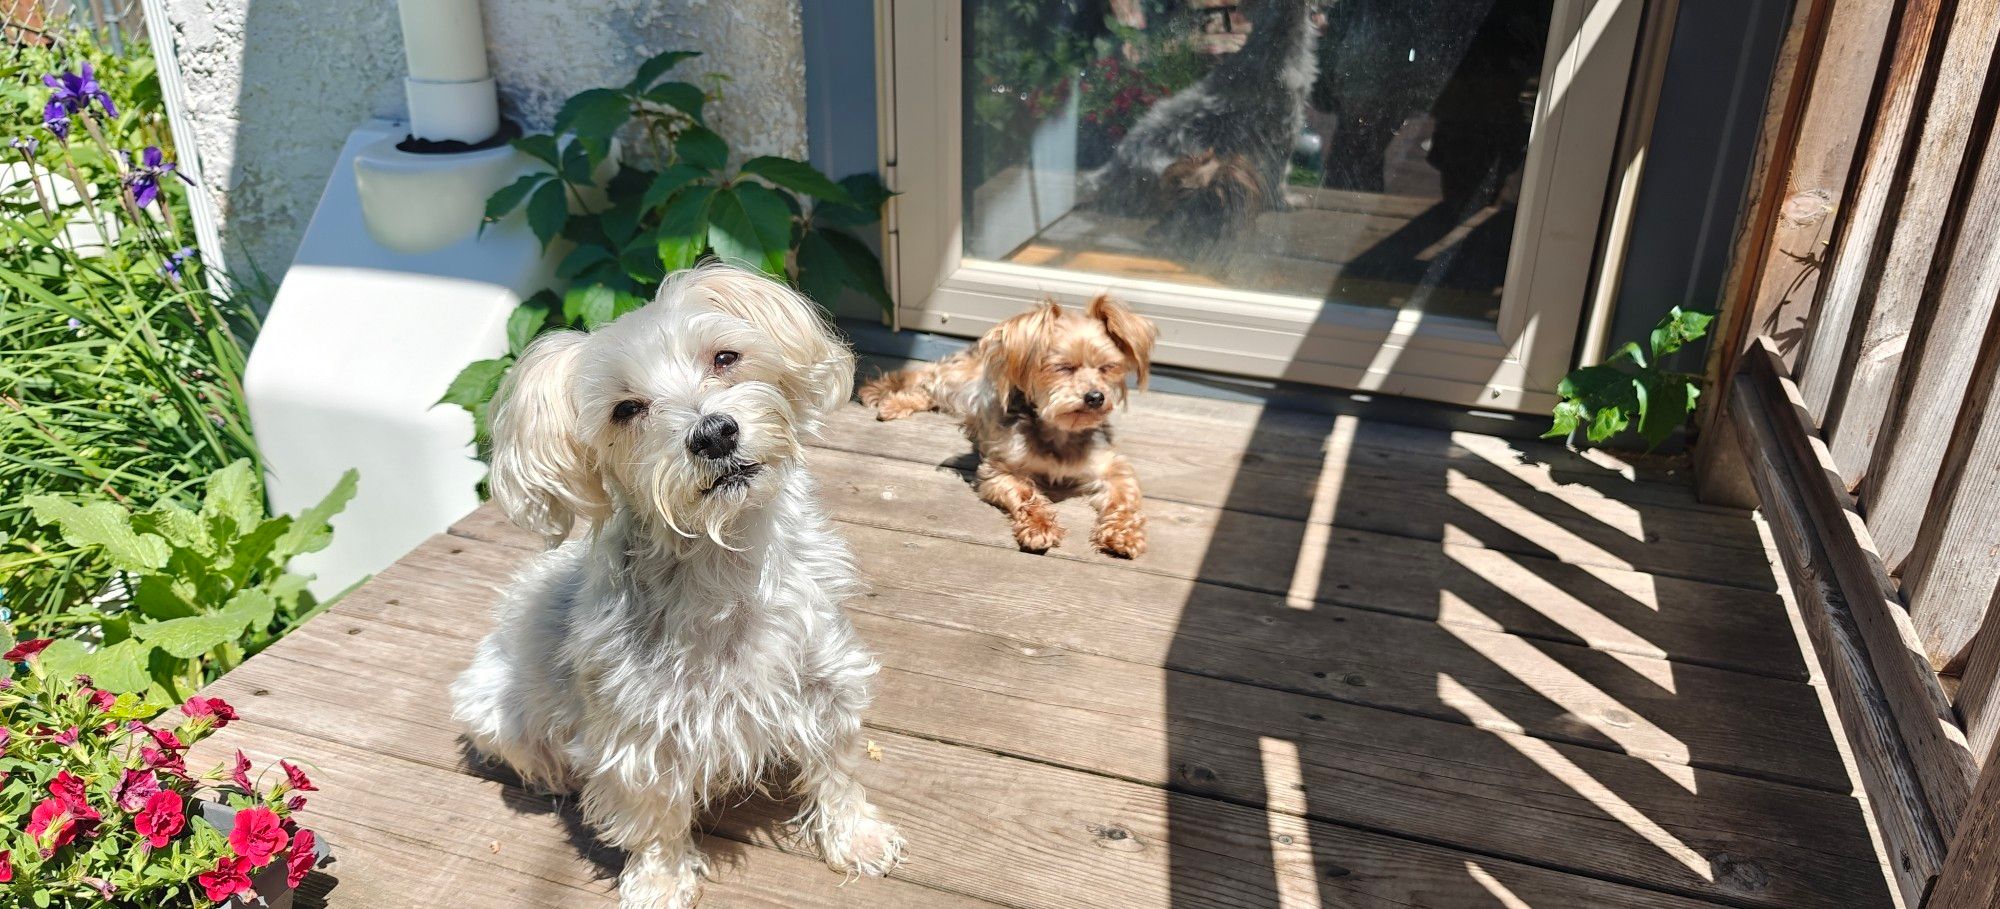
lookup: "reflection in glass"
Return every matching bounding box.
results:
[962,0,1552,325]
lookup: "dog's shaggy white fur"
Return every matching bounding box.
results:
[451,264,903,909]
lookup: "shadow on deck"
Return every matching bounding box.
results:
[186,381,1890,909]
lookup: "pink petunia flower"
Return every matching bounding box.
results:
[229,750,254,792]
[286,829,317,888]
[197,854,253,902]
[228,806,287,866]
[0,849,12,882]
[3,638,51,662]
[182,695,237,728]
[278,761,316,793]
[146,725,184,752]
[51,726,79,747]
[89,688,116,711]
[113,769,161,811]
[132,790,186,848]
[286,794,308,813]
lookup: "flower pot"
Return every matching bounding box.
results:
[195,801,331,909]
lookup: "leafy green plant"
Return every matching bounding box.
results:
[1546,307,1715,449]
[3,30,271,624]
[0,655,322,907]
[17,460,355,704]
[444,49,896,448]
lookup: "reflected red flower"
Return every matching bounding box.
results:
[133,790,185,848]
[228,806,287,866]
[197,855,253,902]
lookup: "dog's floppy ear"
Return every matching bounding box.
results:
[980,300,1062,401]
[1088,294,1158,390]
[687,263,855,424]
[488,331,609,546]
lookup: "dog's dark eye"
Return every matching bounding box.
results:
[611,399,647,424]
[712,350,740,372]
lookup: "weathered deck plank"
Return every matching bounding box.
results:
[183,392,1891,908]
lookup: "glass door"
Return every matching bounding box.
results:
[884,0,1643,411]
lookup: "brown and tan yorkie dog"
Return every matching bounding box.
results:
[860,295,1159,558]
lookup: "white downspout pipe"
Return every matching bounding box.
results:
[396,0,500,144]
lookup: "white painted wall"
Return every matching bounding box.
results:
[163,0,806,287]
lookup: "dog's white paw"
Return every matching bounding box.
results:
[619,844,706,909]
[821,815,906,878]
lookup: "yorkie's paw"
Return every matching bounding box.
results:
[1092,512,1147,559]
[1012,509,1065,552]
[821,815,906,878]
[873,398,923,421]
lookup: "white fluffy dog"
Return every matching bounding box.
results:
[450,264,904,908]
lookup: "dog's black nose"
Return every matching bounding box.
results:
[688,413,739,460]
[1083,390,1107,410]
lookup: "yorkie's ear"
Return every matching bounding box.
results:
[1088,294,1158,390]
[488,331,610,546]
[981,300,1062,400]
[685,263,855,426]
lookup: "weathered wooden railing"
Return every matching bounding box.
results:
[1702,0,2000,905]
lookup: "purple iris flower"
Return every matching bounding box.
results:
[8,137,35,156]
[42,62,117,120]
[159,246,197,279]
[42,100,70,141]
[125,146,176,209]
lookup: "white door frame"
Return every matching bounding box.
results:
[879,0,1644,413]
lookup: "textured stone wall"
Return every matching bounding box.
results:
[165,0,807,284]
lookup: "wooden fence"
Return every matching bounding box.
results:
[1704,0,2000,905]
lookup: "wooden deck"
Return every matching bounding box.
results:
[183,381,1896,908]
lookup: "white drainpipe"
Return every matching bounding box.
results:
[243,0,559,596]
[397,0,501,144]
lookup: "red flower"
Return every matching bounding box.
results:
[229,806,287,866]
[3,638,52,662]
[0,849,11,882]
[197,854,254,903]
[26,796,97,855]
[141,746,188,778]
[286,829,317,887]
[286,794,308,813]
[49,770,89,809]
[229,750,254,792]
[89,688,116,711]
[133,790,186,848]
[278,761,316,793]
[51,726,79,747]
[146,725,184,752]
[183,695,237,728]
[113,769,160,811]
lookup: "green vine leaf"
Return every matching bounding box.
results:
[656,185,718,272]
[640,164,709,213]
[707,185,788,277]
[482,174,547,233]
[511,134,560,168]
[739,156,852,205]
[440,358,512,409]
[643,81,707,124]
[630,50,702,92]
[676,125,728,172]
[525,180,569,249]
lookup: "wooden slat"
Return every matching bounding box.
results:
[1929,735,2000,909]
[1826,0,2000,487]
[1903,308,2000,672]
[1729,372,1948,908]
[1864,80,2000,572]
[1956,592,2000,769]
[1742,340,1978,831]
[1712,0,1896,379]
[456,489,1846,793]
[1796,0,1952,424]
[199,554,1740,909]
